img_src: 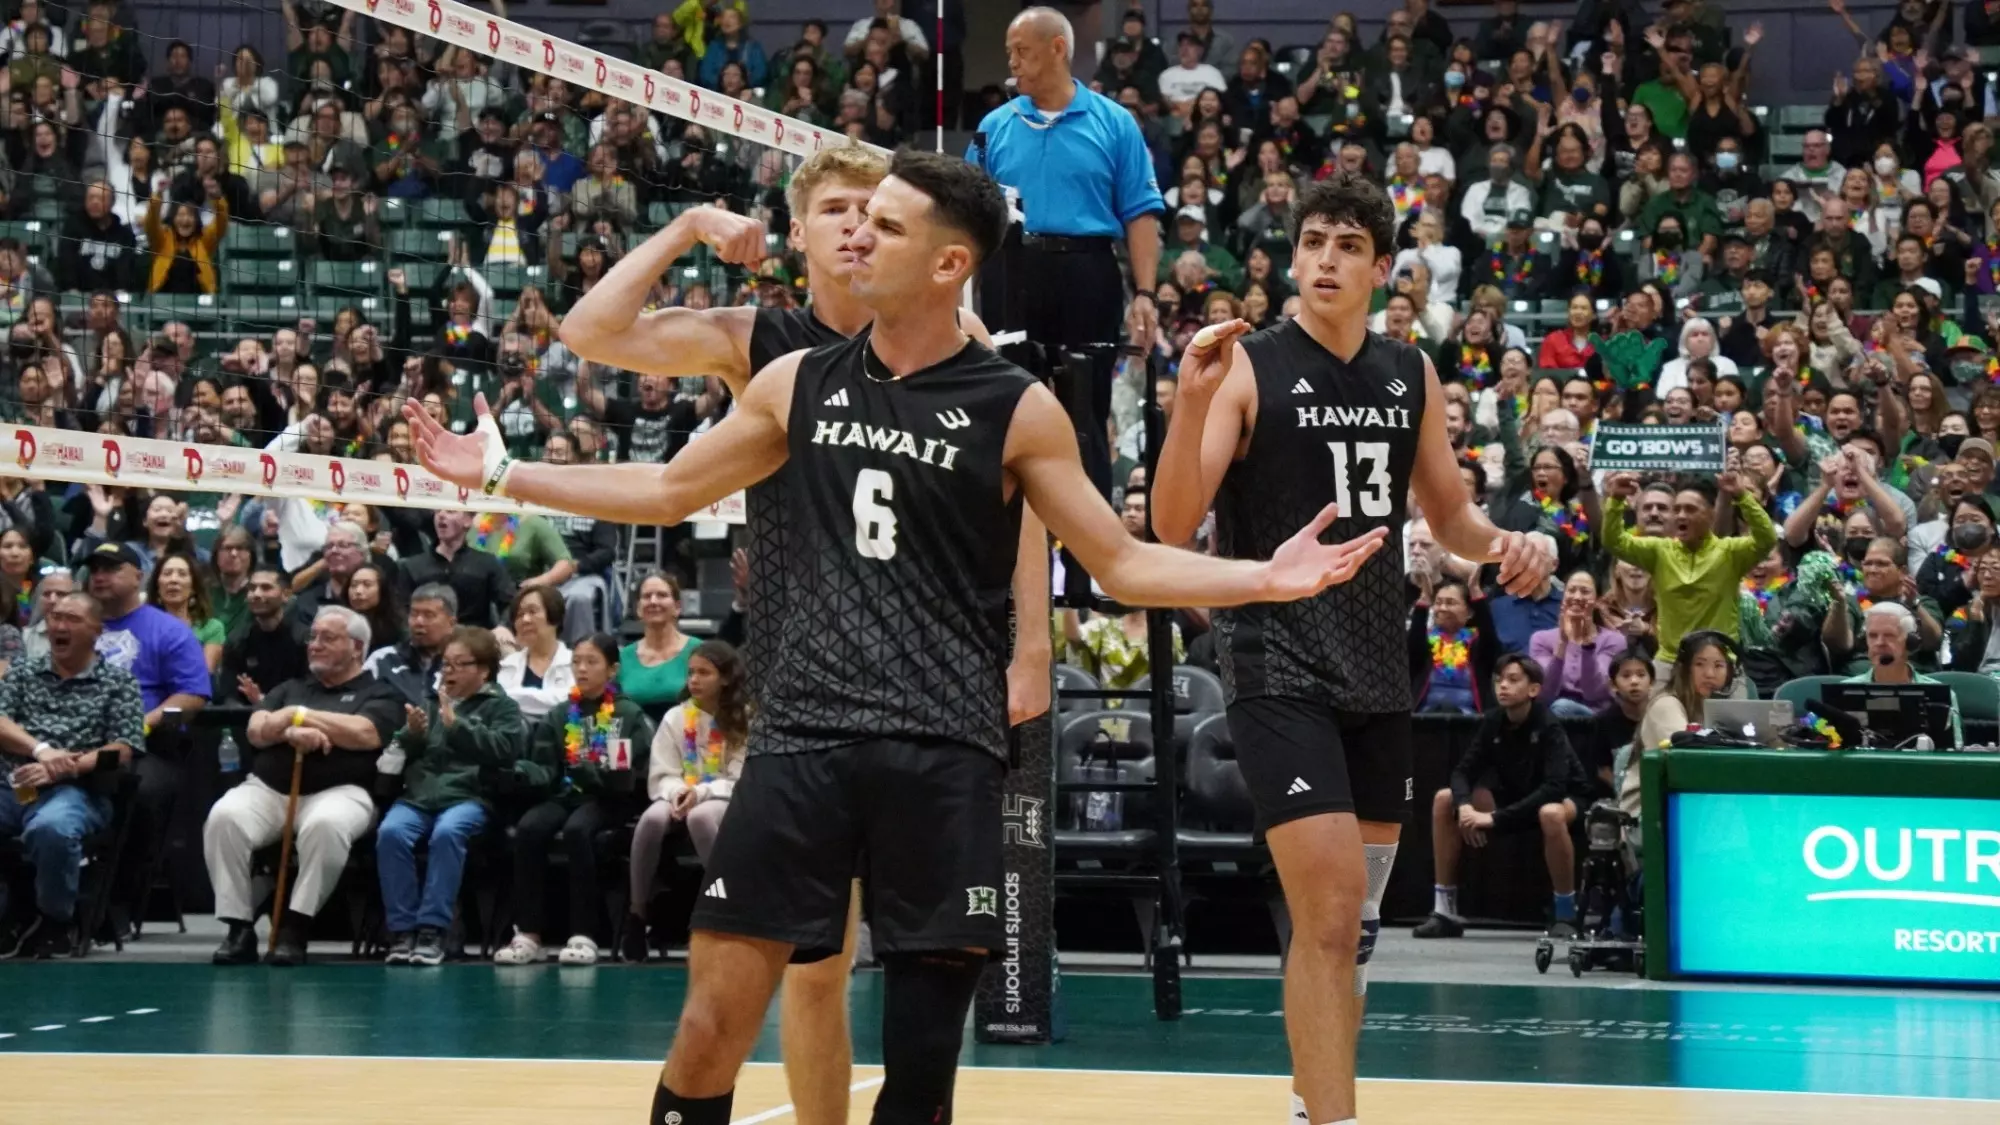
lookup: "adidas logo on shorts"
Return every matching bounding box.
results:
[825,388,849,407]
[703,879,728,900]
[1286,777,1312,796]
[1292,378,1314,395]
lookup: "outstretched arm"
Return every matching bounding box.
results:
[1006,384,1386,608]
[1007,508,1053,725]
[404,352,798,526]
[1408,354,1553,595]
[557,206,768,396]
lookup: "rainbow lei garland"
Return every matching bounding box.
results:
[1428,626,1474,675]
[1744,571,1792,614]
[1388,179,1424,215]
[1652,251,1680,287]
[562,683,619,768]
[443,322,472,348]
[11,582,28,626]
[1489,251,1534,289]
[1984,244,2000,291]
[1575,250,1603,288]
[1457,345,1493,388]
[1935,542,1971,571]
[680,703,728,787]
[469,513,519,558]
[1827,493,1870,521]
[1985,354,2000,386]
[1534,490,1590,544]
[1948,604,1971,632]
[1459,444,1487,465]
[1800,710,1843,750]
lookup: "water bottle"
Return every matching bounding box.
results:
[377,744,406,776]
[217,731,241,774]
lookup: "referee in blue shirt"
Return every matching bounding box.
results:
[970,6,1165,494]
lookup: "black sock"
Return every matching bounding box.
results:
[649,1082,732,1125]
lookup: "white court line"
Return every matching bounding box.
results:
[79,1017,115,1024]
[0,1052,1992,1106]
[733,1076,886,1124]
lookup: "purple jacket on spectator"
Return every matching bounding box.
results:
[1528,626,1628,713]
[95,604,212,713]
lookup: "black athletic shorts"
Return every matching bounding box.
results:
[1227,697,1413,831]
[691,738,1006,962]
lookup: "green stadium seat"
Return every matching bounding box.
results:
[1769,134,1804,159]
[646,201,674,228]
[483,263,545,300]
[1776,105,1822,132]
[1931,672,2000,724]
[221,295,303,330]
[219,256,297,296]
[310,258,387,299]
[1774,675,1847,715]
[378,197,413,227]
[415,197,470,228]
[389,226,452,264]
[143,292,223,333]
[310,294,391,324]
[28,198,59,224]
[225,224,296,258]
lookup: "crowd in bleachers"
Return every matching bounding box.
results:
[10,0,2000,957]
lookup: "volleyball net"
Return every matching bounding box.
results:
[3,0,890,519]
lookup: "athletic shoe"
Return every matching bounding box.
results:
[1548,919,1579,941]
[1412,912,1464,939]
[385,931,416,964]
[410,927,446,966]
[617,917,649,964]
[3,913,43,959]
[211,920,258,965]
[493,932,544,965]
[558,934,600,965]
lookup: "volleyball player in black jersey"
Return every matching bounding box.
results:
[1150,170,1555,1125]
[405,151,1387,1125]
[557,144,1049,1125]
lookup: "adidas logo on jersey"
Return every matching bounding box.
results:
[1292,378,1315,395]
[1386,378,1408,397]
[1286,777,1312,796]
[703,879,728,900]
[824,388,850,407]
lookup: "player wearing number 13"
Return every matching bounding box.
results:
[402,151,1387,1125]
[1151,169,1556,1125]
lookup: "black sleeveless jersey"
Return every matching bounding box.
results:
[1212,321,1429,713]
[752,330,1037,762]
[741,307,848,693]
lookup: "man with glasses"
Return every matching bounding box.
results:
[204,605,405,966]
[364,584,457,708]
[289,520,368,631]
[0,592,145,958]
[1780,129,1846,221]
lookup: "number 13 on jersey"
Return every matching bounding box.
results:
[1328,441,1392,519]
[852,468,900,559]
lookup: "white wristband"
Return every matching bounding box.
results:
[476,413,514,497]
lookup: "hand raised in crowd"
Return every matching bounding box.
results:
[1604,471,1643,499]
[1744,21,1764,48]
[236,674,265,706]
[404,703,428,739]
[1900,572,1921,604]
[1833,71,1851,100]
[1818,449,1848,480]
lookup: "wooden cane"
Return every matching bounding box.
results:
[266,745,307,957]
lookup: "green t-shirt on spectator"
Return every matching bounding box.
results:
[1539,170,1612,220]
[1635,188,1726,248]
[1631,80,1690,139]
[619,640,693,721]
[470,513,572,586]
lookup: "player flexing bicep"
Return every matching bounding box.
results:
[1005,383,1388,607]
[403,353,799,525]
[1408,350,1553,596]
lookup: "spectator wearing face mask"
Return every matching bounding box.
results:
[1916,495,1999,616]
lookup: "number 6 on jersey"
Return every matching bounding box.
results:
[853,468,899,559]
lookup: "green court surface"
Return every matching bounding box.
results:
[2,964,1997,1103]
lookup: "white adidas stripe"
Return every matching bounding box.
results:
[1292,379,1313,395]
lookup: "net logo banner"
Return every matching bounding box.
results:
[1669,792,2000,984]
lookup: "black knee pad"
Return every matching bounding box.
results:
[872,950,987,1125]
